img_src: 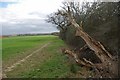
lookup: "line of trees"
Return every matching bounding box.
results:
[46,1,119,78]
[47,1,118,52]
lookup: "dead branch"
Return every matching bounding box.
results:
[63,49,94,68]
[63,5,118,77]
[79,44,87,51]
[83,58,94,66]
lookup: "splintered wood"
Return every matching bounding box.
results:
[62,6,118,78]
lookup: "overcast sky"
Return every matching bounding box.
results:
[0,0,65,35]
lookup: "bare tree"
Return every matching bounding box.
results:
[61,2,118,78]
[47,1,118,78]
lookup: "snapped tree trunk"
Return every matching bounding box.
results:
[63,6,118,78]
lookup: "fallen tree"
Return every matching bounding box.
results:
[47,2,118,78]
[61,5,118,78]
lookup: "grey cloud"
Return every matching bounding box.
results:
[2,19,58,35]
[29,12,47,18]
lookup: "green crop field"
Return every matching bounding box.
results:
[2,35,72,78]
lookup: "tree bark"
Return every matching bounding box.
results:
[63,6,118,77]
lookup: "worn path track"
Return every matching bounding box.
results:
[3,42,50,78]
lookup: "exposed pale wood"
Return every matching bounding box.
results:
[83,58,94,66]
[64,49,93,68]
[66,5,113,63]
[79,44,87,51]
[63,6,118,77]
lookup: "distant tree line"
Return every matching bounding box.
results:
[2,32,59,37]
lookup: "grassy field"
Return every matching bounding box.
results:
[3,35,55,60]
[2,35,72,78]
